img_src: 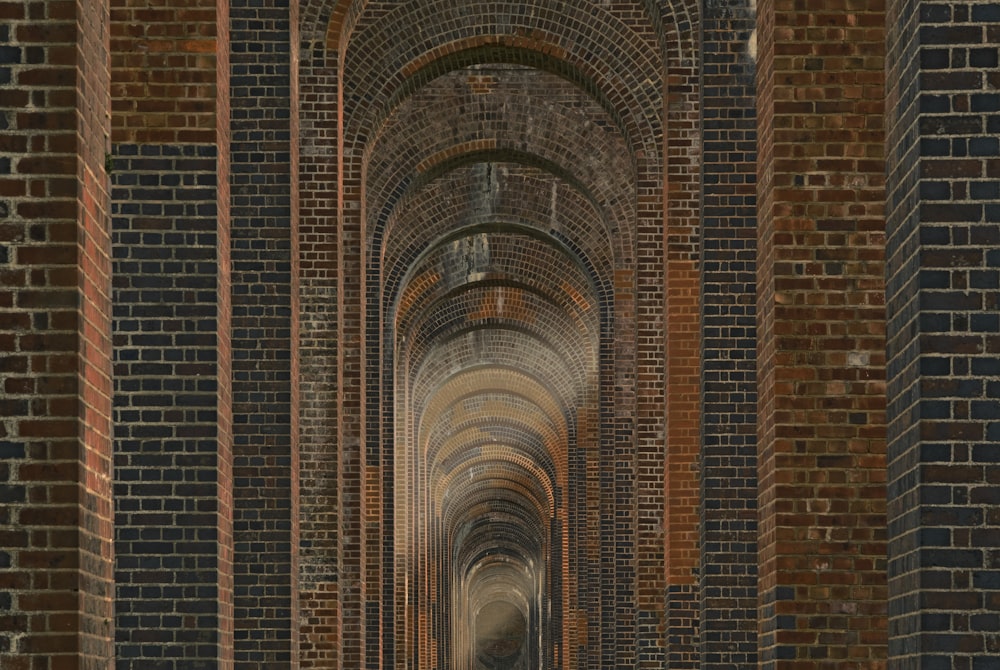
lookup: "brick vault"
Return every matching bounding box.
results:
[1,0,999,669]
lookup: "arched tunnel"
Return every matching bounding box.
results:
[340,23,650,664]
[290,0,724,665]
[392,221,601,670]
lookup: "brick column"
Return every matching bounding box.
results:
[229,0,299,666]
[700,1,758,668]
[109,0,233,666]
[0,0,114,668]
[756,0,888,667]
[885,3,1000,668]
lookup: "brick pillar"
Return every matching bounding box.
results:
[700,1,758,668]
[756,0,888,667]
[0,0,114,668]
[662,28,702,669]
[109,0,233,666]
[229,0,300,666]
[885,3,1000,668]
[296,28,340,670]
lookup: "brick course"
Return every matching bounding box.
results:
[109,0,232,665]
[229,0,300,666]
[111,144,232,670]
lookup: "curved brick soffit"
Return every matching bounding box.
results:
[456,512,545,569]
[399,241,599,395]
[467,571,532,619]
[462,562,534,646]
[382,163,616,289]
[360,15,634,524]
[429,410,561,490]
[415,371,568,515]
[368,69,634,263]
[296,0,696,646]
[434,437,558,517]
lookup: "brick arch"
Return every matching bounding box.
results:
[440,469,551,537]
[427,394,566,446]
[427,411,561,478]
[464,544,544,578]
[415,368,573,460]
[463,560,536,628]
[455,539,544,594]
[452,504,546,550]
[364,68,635,260]
[449,502,546,564]
[432,440,558,518]
[296,1,677,668]
[466,563,534,597]
[467,581,532,627]
[404,297,596,403]
[338,0,664,155]
[463,559,535,615]
[304,0,696,84]
[394,229,600,331]
[395,240,601,347]
[298,0,700,129]
[410,369,576,526]
[409,340,588,442]
[362,51,635,167]
[460,550,539,654]
[448,507,550,669]
[425,399,564,476]
[382,164,616,294]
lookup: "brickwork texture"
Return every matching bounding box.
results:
[1,1,997,669]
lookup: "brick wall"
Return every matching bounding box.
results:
[886,2,1000,668]
[229,0,300,666]
[295,16,340,670]
[663,15,703,670]
[700,1,758,668]
[756,0,888,667]
[0,0,114,667]
[109,0,232,665]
